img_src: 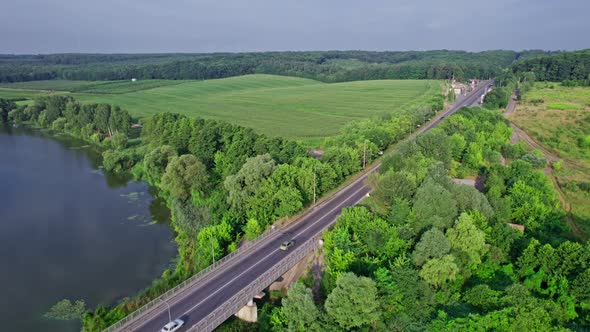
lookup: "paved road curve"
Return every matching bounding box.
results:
[110,80,493,332]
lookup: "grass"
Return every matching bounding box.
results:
[0,88,63,101]
[547,102,585,111]
[509,83,590,164]
[0,79,191,94]
[507,82,590,239]
[2,75,439,141]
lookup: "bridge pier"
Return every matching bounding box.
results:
[235,298,257,323]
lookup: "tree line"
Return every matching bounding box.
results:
[54,89,441,330]
[256,106,588,331]
[0,50,551,83]
[512,49,590,86]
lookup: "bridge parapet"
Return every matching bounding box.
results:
[104,224,283,332]
[188,234,322,332]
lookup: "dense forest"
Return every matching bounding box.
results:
[512,49,590,85]
[0,90,444,330]
[249,107,589,331]
[0,50,550,83]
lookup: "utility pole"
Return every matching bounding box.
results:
[163,299,172,323]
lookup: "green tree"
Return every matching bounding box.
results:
[143,145,177,185]
[413,179,457,231]
[243,218,262,241]
[419,255,460,288]
[94,104,111,135]
[412,228,451,266]
[111,132,128,150]
[224,154,276,214]
[282,282,320,332]
[325,272,381,330]
[374,170,418,205]
[161,154,209,200]
[446,213,488,268]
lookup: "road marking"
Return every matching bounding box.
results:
[179,185,368,324]
[121,84,490,331]
[130,184,369,331]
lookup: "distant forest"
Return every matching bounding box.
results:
[0,50,552,83]
[511,49,590,85]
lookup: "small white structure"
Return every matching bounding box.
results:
[131,78,137,82]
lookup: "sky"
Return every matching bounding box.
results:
[1,0,589,54]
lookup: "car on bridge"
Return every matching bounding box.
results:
[161,319,184,332]
[279,240,295,251]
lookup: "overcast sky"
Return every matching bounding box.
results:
[1,0,589,54]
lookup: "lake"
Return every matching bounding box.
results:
[0,125,176,331]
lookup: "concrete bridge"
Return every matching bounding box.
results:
[103,81,493,332]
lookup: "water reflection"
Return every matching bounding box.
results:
[0,125,176,332]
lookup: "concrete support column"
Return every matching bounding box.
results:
[235,298,257,323]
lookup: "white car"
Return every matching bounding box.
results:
[161,319,184,332]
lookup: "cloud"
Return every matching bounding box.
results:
[1,0,588,53]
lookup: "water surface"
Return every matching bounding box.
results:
[0,126,176,332]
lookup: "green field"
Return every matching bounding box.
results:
[508,83,590,238]
[0,75,440,140]
[0,79,189,94]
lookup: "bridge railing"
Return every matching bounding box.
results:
[187,234,322,332]
[103,223,284,332]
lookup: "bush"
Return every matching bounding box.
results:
[552,160,563,171]
[111,132,128,150]
[520,152,547,169]
[52,117,67,131]
[102,149,137,172]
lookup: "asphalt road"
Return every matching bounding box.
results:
[115,80,493,332]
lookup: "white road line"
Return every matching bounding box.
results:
[181,184,368,323]
[129,181,368,332]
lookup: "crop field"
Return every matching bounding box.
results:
[508,83,590,238]
[0,79,189,94]
[0,75,440,141]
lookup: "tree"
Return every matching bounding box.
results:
[171,199,210,236]
[374,170,418,205]
[0,98,16,123]
[449,133,466,161]
[413,179,457,231]
[325,272,381,330]
[446,213,488,268]
[143,145,177,185]
[282,283,320,332]
[243,218,262,241]
[412,228,451,266]
[94,104,111,135]
[161,154,209,200]
[111,132,128,150]
[419,255,460,288]
[108,106,131,135]
[224,154,276,213]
